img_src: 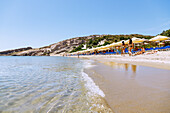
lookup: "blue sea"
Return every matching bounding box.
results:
[0,56,111,113]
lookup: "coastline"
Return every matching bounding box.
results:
[79,51,170,112]
[71,51,170,70]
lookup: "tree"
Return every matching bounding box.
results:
[88,39,93,44]
[160,29,170,37]
[120,37,125,40]
[103,41,111,46]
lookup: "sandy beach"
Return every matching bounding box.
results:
[73,51,170,113]
[71,51,170,70]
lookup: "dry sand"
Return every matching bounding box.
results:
[75,51,170,113]
[73,51,170,70]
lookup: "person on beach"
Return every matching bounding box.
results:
[134,47,158,56]
[128,38,133,56]
[121,41,126,55]
[141,47,145,54]
[146,50,158,55]
[135,46,138,51]
[116,47,120,54]
[134,47,145,56]
[77,52,79,58]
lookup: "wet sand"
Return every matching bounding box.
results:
[71,51,170,70]
[84,61,170,113]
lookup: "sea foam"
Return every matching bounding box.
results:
[81,72,105,97]
[81,60,105,97]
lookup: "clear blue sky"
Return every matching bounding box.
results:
[0,0,170,51]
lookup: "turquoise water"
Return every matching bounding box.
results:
[0,56,111,113]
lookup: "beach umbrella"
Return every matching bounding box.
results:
[158,42,165,45]
[116,40,124,46]
[144,42,149,45]
[108,43,118,47]
[124,40,129,44]
[132,37,145,43]
[84,48,92,53]
[149,35,169,41]
[118,40,129,45]
[122,39,132,45]
[165,40,170,42]
[80,49,87,53]
[99,45,105,48]
[79,51,85,54]
[98,48,107,51]
[155,41,160,43]
[93,47,99,50]
[73,51,78,55]
[97,45,109,50]
[114,43,120,46]
[89,48,95,52]
[101,45,111,50]
[136,44,140,46]
[105,44,112,48]
[107,43,113,47]
[142,38,149,41]
[112,41,122,46]
[92,46,101,51]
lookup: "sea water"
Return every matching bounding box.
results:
[0,56,111,113]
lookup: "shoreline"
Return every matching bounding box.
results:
[83,58,170,113]
[71,51,170,70]
[80,51,170,112]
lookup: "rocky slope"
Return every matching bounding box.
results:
[0,47,32,56]
[0,35,96,56]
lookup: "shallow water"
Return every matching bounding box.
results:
[0,56,111,113]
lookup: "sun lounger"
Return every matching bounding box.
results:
[145,47,154,51]
[165,45,170,51]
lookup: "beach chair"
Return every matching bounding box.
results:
[109,52,113,54]
[154,47,160,50]
[111,52,116,54]
[105,52,108,55]
[145,47,153,51]
[165,45,170,51]
[159,47,165,51]
[131,49,136,54]
[125,48,128,54]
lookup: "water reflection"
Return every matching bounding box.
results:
[131,65,137,73]
[124,64,129,71]
[101,61,137,78]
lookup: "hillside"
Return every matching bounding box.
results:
[2,29,170,56]
[160,29,170,37]
[0,34,154,56]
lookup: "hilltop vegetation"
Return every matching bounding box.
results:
[71,34,153,52]
[71,29,170,52]
[160,29,170,37]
